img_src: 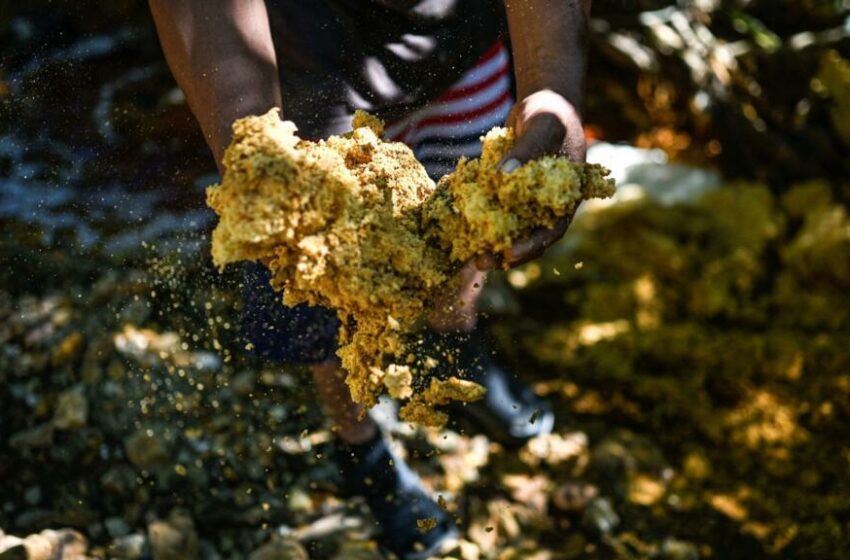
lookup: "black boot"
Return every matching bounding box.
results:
[335,432,457,559]
[416,329,555,446]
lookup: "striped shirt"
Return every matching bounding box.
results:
[266,0,507,142]
[386,42,513,178]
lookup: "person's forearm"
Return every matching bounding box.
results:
[149,0,282,166]
[504,0,589,109]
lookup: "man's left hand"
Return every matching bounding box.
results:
[476,89,586,270]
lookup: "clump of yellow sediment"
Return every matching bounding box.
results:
[207,109,614,425]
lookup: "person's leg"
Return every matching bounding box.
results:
[310,360,377,444]
[242,262,382,445]
[243,263,455,555]
[311,363,457,557]
[421,261,556,444]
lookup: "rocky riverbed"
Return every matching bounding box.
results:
[3,2,850,558]
[3,172,850,559]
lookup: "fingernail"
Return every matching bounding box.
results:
[500,158,521,174]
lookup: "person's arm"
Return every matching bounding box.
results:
[479,0,591,269]
[149,0,282,169]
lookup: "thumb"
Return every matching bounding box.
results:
[499,113,566,172]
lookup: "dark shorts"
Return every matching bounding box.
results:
[242,263,341,363]
[242,43,514,364]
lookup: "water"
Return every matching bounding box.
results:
[1,10,215,254]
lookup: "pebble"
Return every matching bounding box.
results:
[330,540,384,560]
[248,538,309,560]
[230,371,257,396]
[13,509,54,529]
[9,423,54,451]
[660,537,699,560]
[51,332,84,367]
[521,432,588,468]
[582,497,620,535]
[0,543,27,559]
[0,529,87,560]
[52,385,88,430]
[23,487,42,506]
[553,481,599,512]
[0,531,24,557]
[286,489,313,515]
[562,533,587,559]
[124,430,169,469]
[100,465,138,496]
[628,473,667,506]
[105,517,132,538]
[148,509,199,560]
[107,534,148,559]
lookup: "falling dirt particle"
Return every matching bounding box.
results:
[417,517,437,533]
[575,262,584,270]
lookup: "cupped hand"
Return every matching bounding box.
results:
[475,89,586,270]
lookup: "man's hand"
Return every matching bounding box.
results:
[475,89,587,270]
[475,0,590,270]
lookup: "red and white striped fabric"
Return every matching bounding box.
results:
[384,42,513,179]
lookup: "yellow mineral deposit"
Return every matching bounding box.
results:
[207,109,615,425]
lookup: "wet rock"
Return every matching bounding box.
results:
[198,540,222,560]
[85,523,104,543]
[582,497,620,535]
[125,430,169,469]
[100,465,137,496]
[433,434,490,492]
[590,430,668,497]
[0,529,87,560]
[114,325,180,367]
[113,325,216,370]
[291,512,365,543]
[0,530,24,557]
[627,473,667,506]
[51,331,84,367]
[148,509,198,560]
[105,517,131,538]
[330,540,384,560]
[590,439,634,497]
[107,533,147,559]
[9,423,54,451]
[13,509,54,530]
[0,544,27,560]
[0,529,23,552]
[247,538,309,560]
[552,481,599,513]
[562,533,587,559]
[52,385,88,429]
[502,474,552,518]
[230,370,256,396]
[660,537,699,560]
[192,351,221,371]
[520,432,589,468]
[285,489,313,516]
[682,449,712,481]
[23,486,42,506]
[53,503,99,528]
[49,529,88,560]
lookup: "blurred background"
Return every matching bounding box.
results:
[1,1,849,558]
